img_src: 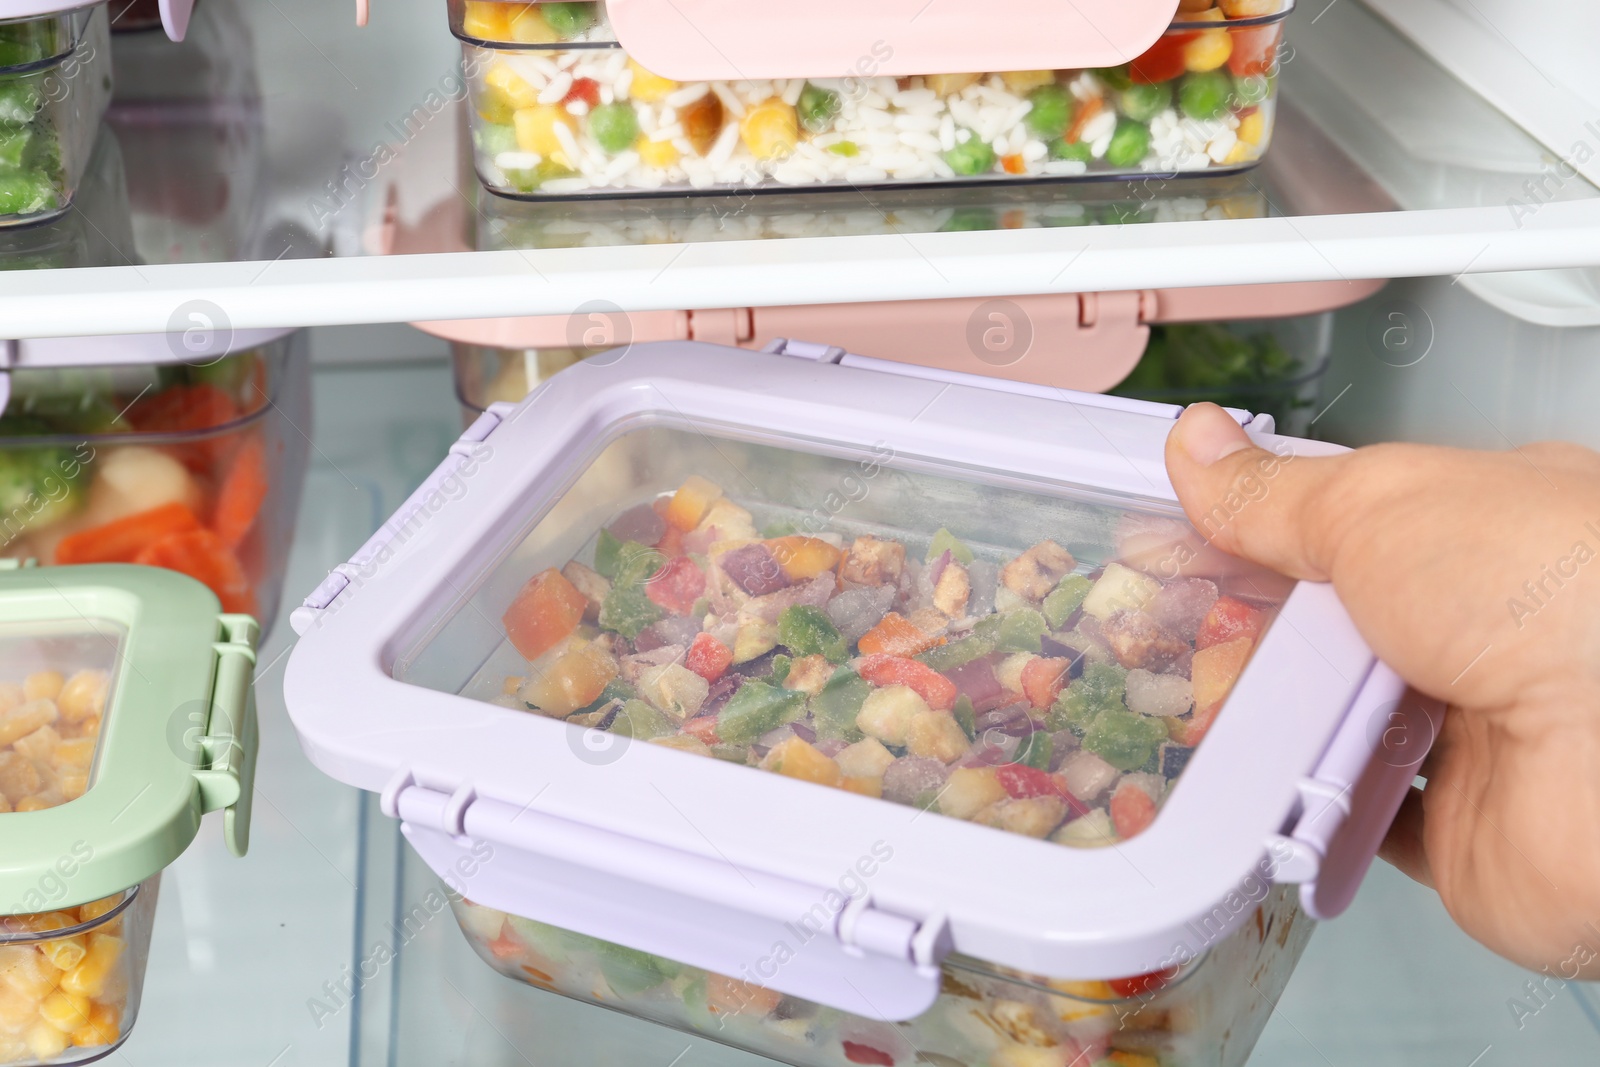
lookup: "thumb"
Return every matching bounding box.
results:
[1163,403,1355,582]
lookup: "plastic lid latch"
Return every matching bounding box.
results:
[192,614,260,857]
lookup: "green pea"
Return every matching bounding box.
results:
[1050,139,1092,162]
[1104,119,1151,168]
[1025,84,1072,138]
[1119,82,1171,123]
[1179,70,1233,120]
[798,82,842,133]
[940,209,998,233]
[1095,65,1133,91]
[541,2,597,38]
[1233,73,1270,107]
[828,141,860,157]
[943,134,997,176]
[589,101,639,154]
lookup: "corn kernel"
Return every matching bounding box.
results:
[461,0,512,40]
[0,946,59,1000]
[57,671,106,723]
[14,794,58,813]
[513,105,578,161]
[13,724,59,763]
[0,682,23,714]
[0,983,36,1030]
[39,990,91,1033]
[507,5,560,44]
[26,1020,68,1060]
[481,62,539,126]
[636,136,679,169]
[1184,28,1233,72]
[75,896,121,925]
[75,714,101,739]
[1237,110,1265,145]
[0,699,58,746]
[70,1001,120,1047]
[740,98,799,161]
[0,795,9,814]
[0,751,41,802]
[626,60,678,103]
[23,671,64,702]
[59,934,123,999]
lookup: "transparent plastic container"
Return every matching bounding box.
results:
[0,333,312,633]
[453,884,1311,1067]
[0,565,257,1066]
[0,124,130,271]
[452,0,1291,198]
[0,5,112,227]
[286,344,1425,1067]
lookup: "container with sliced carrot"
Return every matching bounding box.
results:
[0,331,311,633]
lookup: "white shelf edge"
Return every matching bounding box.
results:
[3,198,1600,338]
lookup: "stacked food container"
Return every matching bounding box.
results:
[448,0,1293,198]
[286,340,1440,1067]
[0,561,257,1066]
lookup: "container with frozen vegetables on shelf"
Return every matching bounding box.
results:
[0,329,312,634]
[284,339,1438,1067]
[444,0,1293,198]
[0,561,257,1066]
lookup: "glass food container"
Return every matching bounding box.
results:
[285,340,1437,1067]
[448,0,1293,199]
[0,3,111,227]
[0,562,257,1066]
[0,329,313,634]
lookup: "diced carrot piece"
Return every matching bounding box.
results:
[857,613,940,657]
[644,556,706,615]
[212,434,269,548]
[134,529,256,614]
[1064,95,1104,144]
[1020,657,1072,708]
[1110,780,1158,839]
[685,632,733,682]
[1001,153,1027,174]
[55,503,201,564]
[502,568,587,661]
[126,384,241,471]
[856,654,958,710]
[682,715,721,746]
[764,535,842,581]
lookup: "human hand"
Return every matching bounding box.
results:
[1164,402,1600,978]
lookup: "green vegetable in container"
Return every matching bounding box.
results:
[1119,82,1171,123]
[1104,120,1151,169]
[777,605,847,663]
[0,170,54,217]
[1025,84,1072,138]
[588,102,638,154]
[1233,73,1271,108]
[1049,139,1092,163]
[811,667,869,742]
[1110,322,1305,421]
[717,679,806,746]
[540,2,596,38]
[1179,70,1233,120]
[798,83,841,133]
[943,134,996,176]
[0,80,42,125]
[0,422,88,532]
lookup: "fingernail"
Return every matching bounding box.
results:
[1176,403,1252,466]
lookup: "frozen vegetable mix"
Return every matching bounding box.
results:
[491,475,1276,850]
[456,0,1288,197]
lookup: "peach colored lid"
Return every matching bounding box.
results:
[605,0,1182,80]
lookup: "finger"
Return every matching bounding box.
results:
[1377,785,1434,889]
[1163,403,1357,581]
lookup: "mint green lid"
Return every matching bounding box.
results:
[0,564,258,914]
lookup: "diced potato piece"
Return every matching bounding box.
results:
[639,663,709,721]
[906,710,971,764]
[759,737,843,788]
[39,990,90,1033]
[835,738,896,780]
[513,105,578,160]
[0,944,60,1000]
[696,498,757,542]
[933,561,971,617]
[927,73,981,97]
[840,536,905,586]
[731,618,778,663]
[856,685,929,747]
[665,475,723,530]
[781,654,834,697]
[57,671,107,724]
[650,734,713,758]
[841,776,883,798]
[23,672,64,702]
[995,653,1035,697]
[82,447,201,527]
[1051,808,1117,849]
[13,724,59,763]
[518,645,617,717]
[976,797,1068,839]
[1000,540,1076,601]
[1081,562,1161,620]
[0,699,58,747]
[560,561,610,622]
[1001,70,1056,93]
[59,934,123,998]
[0,751,42,802]
[939,767,1008,820]
[1191,636,1254,713]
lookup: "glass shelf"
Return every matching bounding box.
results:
[0,0,1597,336]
